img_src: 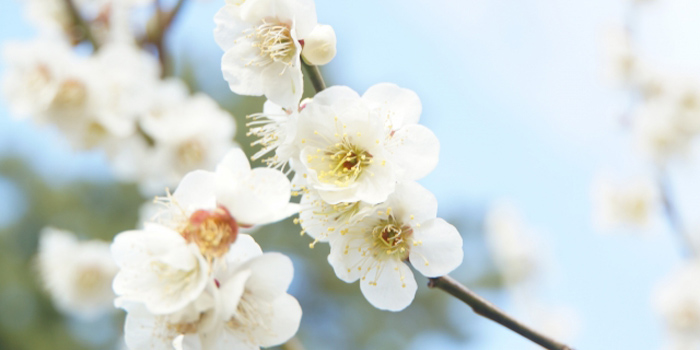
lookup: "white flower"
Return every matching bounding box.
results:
[592,175,659,230]
[655,261,700,342]
[91,42,161,138]
[485,202,541,285]
[294,84,440,204]
[301,24,337,66]
[327,181,463,311]
[296,186,373,244]
[122,235,301,350]
[602,26,637,87]
[37,227,118,319]
[633,101,692,163]
[112,222,211,314]
[214,0,318,107]
[137,79,237,195]
[246,99,307,172]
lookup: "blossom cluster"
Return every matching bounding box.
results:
[211,0,464,312]
[4,1,237,196]
[26,0,466,348]
[113,149,300,349]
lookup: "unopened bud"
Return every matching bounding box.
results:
[301,24,337,66]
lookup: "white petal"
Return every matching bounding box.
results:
[386,181,437,224]
[221,167,293,225]
[172,170,218,213]
[221,40,265,96]
[173,334,203,350]
[362,83,422,128]
[213,5,248,51]
[123,305,180,350]
[224,233,263,267]
[254,294,302,347]
[352,159,396,204]
[310,85,360,107]
[216,148,252,181]
[260,60,303,108]
[243,253,294,300]
[241,0,317,38]
[327,235,369,283]
[389,124,440,181]
[219,269,252,321]
[410,218,464,277]
[359,260,417,312]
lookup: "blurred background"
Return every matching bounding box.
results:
[2,0,700,349]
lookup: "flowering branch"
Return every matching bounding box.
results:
[658,171,696,257]
[63,0,99,49]
[428,275,575,350]
[153,0,188,76]
[302,60,326,92]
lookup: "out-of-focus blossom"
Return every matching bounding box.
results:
[485,202,541,285]
[214,0,318,107]
[602,26,637,87]
[633,101,692,163]
[301,24,337,66]
[327,181,463,311]
[37,227,118,320]
[655,261,700,348]
[294,84,439,205]
[592,175,659,231]
[137,79,237,195]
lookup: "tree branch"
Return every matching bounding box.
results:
[302,60,326,93]
[658,170,696,257]
[153,0,188,77]
[428,275,575,350]
[63,0,99,50]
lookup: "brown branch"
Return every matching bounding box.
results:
[302,60,326,93]
[658,171,696,257]
[63,0,99,50]
[428,275,575,350]
[153,0,188,77]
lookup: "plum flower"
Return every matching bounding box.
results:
[37,227,118,319]
[246,99,307,172]
[327,181,463,311]
[121,235,302,350]
[294,84,440,204]
[214,0,318,107]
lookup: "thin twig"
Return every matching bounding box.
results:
[658,170,696,257]
[153,0,188,77]
[428,275,575,350]
[63,0,99,50]
[302,60,326,92]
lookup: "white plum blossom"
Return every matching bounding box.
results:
[327,181,463,311]
[655,261,700,349]
[485,202,542,285]
[37,227,118,319]
[633,101,692,163]
[246,98,310,172]
[121,235,301,350]
[294,84,440,205]
[301,24,337,66]
[137,79,237,195]
[592,175,659,231]
[602,26,637,87]
[214,0,318,107]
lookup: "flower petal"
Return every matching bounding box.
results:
[221,39,266,96]
[362,83,422,128]
[219,167,293,225]
[173,170,218,213]
[410,218,464,277]
[359,260,417,311]
[389,124,440,181]
[243,252,294,300]
[386,181,437,224]
[213,4,249,51]
[261,59,303,108]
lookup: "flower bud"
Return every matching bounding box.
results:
[302,24,337,66]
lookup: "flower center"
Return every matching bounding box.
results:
[177,139,205,171]
[181,206,238,259]
[251,21,296,66]
[312,137,373,187]
[53,79,87,109]
[370,216,412,260]
[75,266,104,294]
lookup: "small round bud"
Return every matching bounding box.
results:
[301,24,337,66]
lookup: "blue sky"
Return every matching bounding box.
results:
[2,0,697,349]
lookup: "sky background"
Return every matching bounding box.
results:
[2,0,699,349]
